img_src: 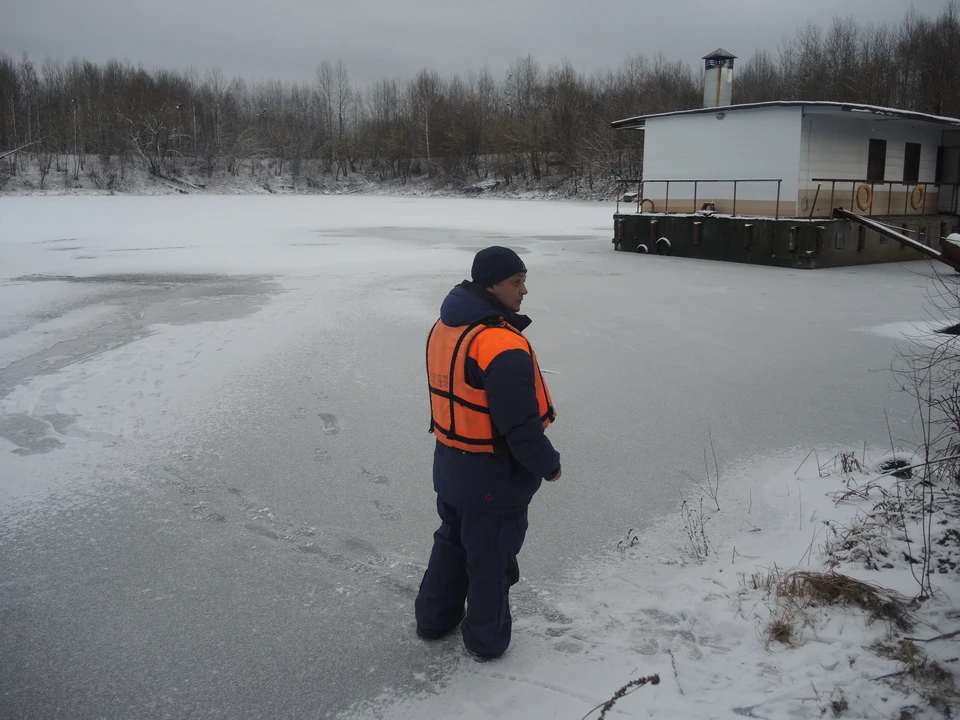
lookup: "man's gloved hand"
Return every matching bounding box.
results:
[546,465,562,482]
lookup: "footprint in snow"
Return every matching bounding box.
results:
[244,524,285,541]
[374,500,401,522]
[319,413,340,435]
[360,468,389,485]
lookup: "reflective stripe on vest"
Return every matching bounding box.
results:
[426,318,556,454]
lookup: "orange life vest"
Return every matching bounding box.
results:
[426,319,556,453]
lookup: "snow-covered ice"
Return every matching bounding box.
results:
[0,195,956,718]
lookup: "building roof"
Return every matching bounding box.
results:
[703,48,737,60]
[610,100,960,130]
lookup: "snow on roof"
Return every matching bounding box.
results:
[611,101,960,130]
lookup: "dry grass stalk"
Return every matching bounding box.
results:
[778,571,914,631]
[766,607,795,647]
[840,451,864,475]
[742,567,781,593]
[874,639,960,708]
[680,494,710,559]
[822,513,896,571]
[581,674,661,720]
[830,687,849,717]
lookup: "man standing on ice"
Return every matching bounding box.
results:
[416,245,562,660]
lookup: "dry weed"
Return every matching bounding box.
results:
[777,571,914,631]
[840,451,864,475]
[680,494,710,559]
[766,607,795,647]
[874,639,960,710]
[822,513,896,571]
[741,566,782,593]
[830,687,849,717]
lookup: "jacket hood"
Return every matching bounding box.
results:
[439,281,532,332]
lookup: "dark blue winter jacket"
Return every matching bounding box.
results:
[431,281,561,511]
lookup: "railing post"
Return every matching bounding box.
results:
[776,180,781,220]
[637,181,642,214]
[809,183,821,220]
[850,183,856,213]
[922,182,928,216]
[904,183,910,216]
[869,182,874,217]
[829,182,835,217]
[732,180,737,217]
[693,181,698,213]
[665,181,670,214]
[887,182,893,216]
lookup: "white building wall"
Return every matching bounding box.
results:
[799,111,942,216]
[642,106,802,213]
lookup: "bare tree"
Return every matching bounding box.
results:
[545,59,587,187]
[333,60,354,179]
[5,1,960,194]
[410,68,442,177]
[504,55,545,180]
[736,50,780,104]
[315,61,335,173]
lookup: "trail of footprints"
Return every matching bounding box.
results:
[163,395,604,651]
[162,453,412,598]
[167,465,632,652]
[167,393,621,648]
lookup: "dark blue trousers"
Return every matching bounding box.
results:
[415,495,528,658]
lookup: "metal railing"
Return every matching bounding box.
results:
[809,178,951,218]
[615,178,784,218]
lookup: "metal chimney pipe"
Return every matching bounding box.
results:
[703,49,736,108]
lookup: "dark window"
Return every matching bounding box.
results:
[867,139,887,182]
[835,232,845,249]
[904,143,921,183]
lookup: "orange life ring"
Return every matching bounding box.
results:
[910,185,924,211]
[856,184,872,211]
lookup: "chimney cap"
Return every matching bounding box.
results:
[703,48,737,60]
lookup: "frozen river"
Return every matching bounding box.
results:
[0,195,935,718]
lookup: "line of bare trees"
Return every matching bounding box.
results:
[1,3,958,193]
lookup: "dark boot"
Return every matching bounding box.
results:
[506,554,520,587]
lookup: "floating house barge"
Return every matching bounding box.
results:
[610,50,960,269]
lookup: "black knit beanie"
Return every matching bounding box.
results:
[471,246,527,288]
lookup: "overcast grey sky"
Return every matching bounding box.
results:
[1,0,949,87]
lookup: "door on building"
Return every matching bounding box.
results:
[867,139,887,183]
[903,143,921,184]
[937,145,960,214]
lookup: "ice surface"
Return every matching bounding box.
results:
[0,195,953,718]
